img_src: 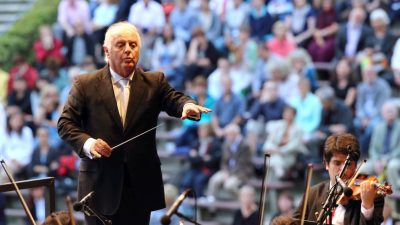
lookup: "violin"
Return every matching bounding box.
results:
[338,174,393,204]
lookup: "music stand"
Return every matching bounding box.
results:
[0,177,56,216]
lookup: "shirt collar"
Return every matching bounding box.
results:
[109,67,134,85]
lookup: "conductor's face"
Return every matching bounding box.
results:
[104,29,140,77]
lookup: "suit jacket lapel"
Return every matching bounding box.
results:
[96,66,123,130]
[124,68,147,132]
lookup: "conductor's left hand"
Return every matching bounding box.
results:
[181,103,212,120]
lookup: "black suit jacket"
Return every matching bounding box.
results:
[57,66,194,215]
[335,24,373,60]
[293,181,384,225]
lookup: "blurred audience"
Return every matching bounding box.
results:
[365,101,400,192]
[33,25,66,70]
[207,124,253,199]
[307,0,338,62]
[180,123,221,197]
[262,105,308,180]
[231,185,259,225]
[211,76,245,138]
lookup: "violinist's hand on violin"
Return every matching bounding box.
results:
[360,180,377,209]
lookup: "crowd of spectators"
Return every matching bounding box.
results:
[1,0,400,224]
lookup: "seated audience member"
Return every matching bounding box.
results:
[289,79,322,141]
[27,127,59,179]
[334,7,373,62]
[33,25,65,70]
[224,0,250,43]
[65,20,95,66]
[356,9,397,87]
[293,133,385,225]
[248,0,275,42]
[185,27,221,83]
[247,80,286,125]
[128,0,165,36]
[34,84,63,148]
[365,101,400,192]
[91,0,118,60]
[285,0,316,47]
[8,54,38,94]
[267,21,297,58]
[180,123,221,197]
[307,85,353,163]
[369,8,397,62]
[271,191,296,222]
[268,58,298,103]
[28,187,47,224]
[60,66,82,105]
[194,0,222,45]
[307,0,338,62]
[245,80,286,154]
[7,77,33,117]
[175,76,215,149]
[151,24,186,90]
[57,0,91,42]
[251,43,278,98]
[330,58,357,109]
[39,57,69,92]
[231,185,259,225]
[288,48,318,92]
[207,124,253,199]
[150,184,180,225]
[226,25,258,72]
[0,110,34,180]
[263,105,307,180]
[169,0,198,43]
[208,57,241,100]
[211,76,246,138]
[354,63,391,154]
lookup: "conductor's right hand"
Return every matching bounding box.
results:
[90,139,112,159]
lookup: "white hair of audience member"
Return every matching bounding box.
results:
[288,48,313,67]
[370,8,390,25]
[267,58,291,80]
[315,85,336,102]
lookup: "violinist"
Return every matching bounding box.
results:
[293,133,384,225]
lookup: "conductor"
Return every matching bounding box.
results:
[57,21,211,225]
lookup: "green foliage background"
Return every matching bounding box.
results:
[0,0,60,69]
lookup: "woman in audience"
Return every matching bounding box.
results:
[285,0,316,47]
[180,123,221,197]
[0,110,34,180]
[33,25,66,71]
[151,24,187,90]
[232,185,259,225]
[267,21,297,58]
[288,48,318,92]
[8,54,38,94]
[307,0,338,62]
[330,58,357,109]
[33,84,62,148]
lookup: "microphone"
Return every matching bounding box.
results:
[160,189,191,225]
[336,176,353,197]
[73,191,94,211]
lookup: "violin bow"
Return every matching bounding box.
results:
[300,164,313,225]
